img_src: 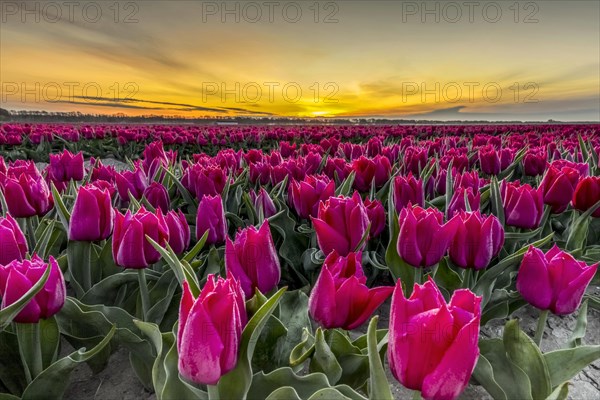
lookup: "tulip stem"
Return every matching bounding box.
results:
[412,390,423,400]
[534,309,549,347]
[138,268,151,321]
[207,384,220,400]
[414,267,424,285]
[26,217,37,250]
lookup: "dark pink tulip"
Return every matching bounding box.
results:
[182,164,227,200]
[501,181,544,229]
[196,195,227,245]
[46,150,85,185]
[309,251,393,330]
[352,156,377,192]
[324,157,352,181]
[397,206,458,267]
[393,174,424,213]
[69,184,114,241]
[499,148,515,170]
[312,194,369,256]
[449,211,504,270]
[165,210,190,255]
[225,221,281,298]
[112,207,169,268]
[388,278,481,400]
[552,159,589,177]
[478,147,501,175]
[523,150,547,176]
[0,214,28,265]
[0,156,6,175]
[403,147,428,175]
[178,275,246,385]
[0,255,66,323]
[142,141,170,178]
[144,182,170,213]
[289,175,335,219]
[572,176,600,217]
[0,168,52,218]
[249,188,277,218]
[447,187,480,217]
[364,197,386,238]
[517,245,597,315]
[115,167,148,202]
[249,162,272,185]
[539,165,580,213]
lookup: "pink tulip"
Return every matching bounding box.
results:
[178,274,246,385]
[0,214,28,265]
[517,245,598,315]
[388,278,481,400]
[309,251,393,330]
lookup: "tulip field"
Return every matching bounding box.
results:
[1,122,600,400]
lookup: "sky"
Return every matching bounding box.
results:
[1,0,599,121]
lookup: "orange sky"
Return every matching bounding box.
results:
[1,1,599,120]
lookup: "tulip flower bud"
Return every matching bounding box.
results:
[312,194,369,256]
[517,245,597,315]
[479,147,501,175]
[115,167,148,202]
[69,184,115,241]
[388,278,481,400]
[112,207,169,268]
[447,187,481,217]
[572,176,600,217]
[144,182,170,213]
[0,164,53,218]
[392,174,424,213]
[501,180,544,229]
[397,205,458,267]
[178,274,246,385]
[523,149,547,176]
[289,175,335,219]
[46,150,85,189]
[309,251,393,330]
[0,255,66,323]
[225,221,281,298]
[196,195,227,245]
[0,214,28,265]
[364,198,386,238]
[182,164,227,200]
[165,210,190,255]
[249,188,277,218]
[449,211,504,270]
[539,165,580,213]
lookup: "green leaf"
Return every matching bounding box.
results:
[367,316,393,400]
[444,160,454,220]
[216,287,287,399]
[568,300,588,348]
[472,354,507,400]
[135,321,207,400]
[385,187,415,293]
[310,328,343,385]
[335,171,356,197]
[20,326,115,400]
[477,338,533,400]
[248,368,366,400]
[0,262,51,330]
[503,320,551,399]
[543,345,600,388]
[50,182,71,231]
[546,382,569,400]
[165,169,197,211]
[489,177,505,226]
[566,200,600,251]
[183,230,209,263]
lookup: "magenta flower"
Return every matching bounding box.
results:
[69,184,114,241]
[449,211,504,270]
[0,214,28,265]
